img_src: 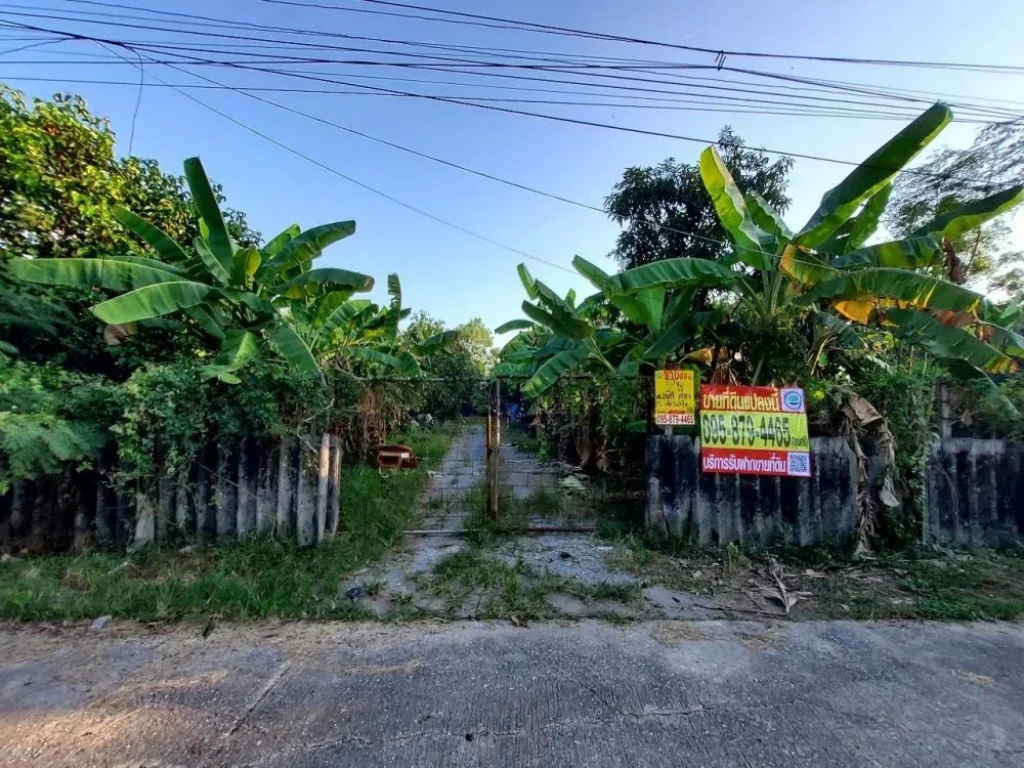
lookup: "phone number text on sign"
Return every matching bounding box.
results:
[654,369,696,426]
[699,385,811,477]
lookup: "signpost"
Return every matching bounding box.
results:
[699,385,811,477]
[654,369,697,426]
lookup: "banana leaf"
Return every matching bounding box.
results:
[194,237,229,286]
[572,255,611,291]
[846,182,892,251]
[798,268,988,315]
[981,323,1024,358]
[944,361,1018,418]
[92,280,213,324]
[744,190,792,242]
[7,257,185,291]
[517,263,538,299]
[909,185,1024,241]
[231,247,262,287]
[812,310,864,349]
[113,206,190,264]
[700,146,773,269]
[265,221,356,273]
[796,103,951,248]
[883,308,1016,373]
[261,224,301,258]
[312,291,357,328]
[346,346,407,371]
[607,257,738,293]
[202,329,261,380]
[831,236,942,270]
[521,301,594,339]
[642,315,690,360]
[277,268,374,294]
[267,323,321,377]
[183,157,235,273]
[522,344,592,398]
[184,306,226,340]
[416,329,459,355]
[494,319,534,334]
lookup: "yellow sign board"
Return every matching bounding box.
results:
[699,385,811,477]
[654,369,697,426]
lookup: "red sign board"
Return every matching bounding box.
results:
[699,384,811,477]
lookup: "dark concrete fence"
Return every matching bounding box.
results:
[645,436,858,549]
[924,438,1024,547]
[0,434,342,553]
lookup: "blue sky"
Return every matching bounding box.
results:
[2,0,1023,335]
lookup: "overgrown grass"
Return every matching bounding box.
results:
[0,424,459,622]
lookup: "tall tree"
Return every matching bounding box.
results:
[604,127,793,269]
[885,117,1024,291]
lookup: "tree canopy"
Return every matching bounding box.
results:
[604,127,793,270]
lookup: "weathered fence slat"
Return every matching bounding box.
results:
[296,436,317,547]
[646,435,857,549]
[315,433,331,544]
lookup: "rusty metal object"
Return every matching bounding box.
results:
[376,444,418,471]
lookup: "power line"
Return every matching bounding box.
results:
[4,75,1006,125]
[98,51,900,277]
[5,18,1016,191]
[267,0,1024,74]
[95,43,581,277]
[6,4,1022,119]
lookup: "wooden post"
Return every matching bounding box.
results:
[326,437,342,537]
[487,379,500,520]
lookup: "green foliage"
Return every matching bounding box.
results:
[0,361,119,493]
[0,425,455,621]
[886,117,1024,290]
[605,126,793,270]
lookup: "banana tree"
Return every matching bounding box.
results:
[496,257,720,397]
[6,157,374,382]
[610,102,1024,413]
[291,273,458,377]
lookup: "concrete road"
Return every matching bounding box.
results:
[1,619,1022,767]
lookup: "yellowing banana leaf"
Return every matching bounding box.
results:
[779,244,835,286]
[798,268,988,315]
[833,300,875,325]
[700,146,773,269]
[883,308,1017,374]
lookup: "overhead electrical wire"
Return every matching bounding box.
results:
[266,0,1024,74]
[3,17,1017,191]
[4,2,1023,120]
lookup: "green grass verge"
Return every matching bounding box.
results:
[0,424,458,622]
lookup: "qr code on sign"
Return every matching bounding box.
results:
[787,452,811,477]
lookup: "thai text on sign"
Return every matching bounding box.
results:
[654,369,697,426]
[699,384,811,477]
